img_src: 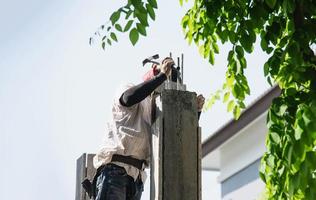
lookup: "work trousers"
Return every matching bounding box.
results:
[95,163,143,200]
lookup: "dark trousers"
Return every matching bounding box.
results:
[95,164,143,200]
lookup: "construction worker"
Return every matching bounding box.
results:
[91,57,205,200]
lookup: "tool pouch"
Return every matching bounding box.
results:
[81,178,95,199]
[81,165,105,200]
[82,170,101,200]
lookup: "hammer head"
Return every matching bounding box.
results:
[142,54,160,66]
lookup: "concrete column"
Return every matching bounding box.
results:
[151,88,201,200]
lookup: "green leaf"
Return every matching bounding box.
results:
[294,125,304,140]
[179,0,183,6]
[215,90,221,100]
[115,24,123,32]
[234,59,241,74]
[222,83,227,90]
[260,33,269,51]
[223,92,230,103]
[146,3,155,20]
[204,41,211,58]
[278,104,287,116]
[249,30,256,44]
[232,84,241,99]
[267,76,273,86]
[270,131,281,144]
[219,29,229,43]
[235,45,244,58]
[267,47,274,54]
[212,42,219,54]
[285,88,297,96]
[267,155,275,167]
[136,12,148,26]
[227,100,235,112]
[148,0,158,9]
[240,57,247,69]
[283,0,295,14]
[107,39,112,45]
[125,10,133,19]
[226,75,234,88]
[238,101,246,109]
[124,20,134,32]
[287,145,293,165]
[186,32,193,45]
[233,105,241,119]
[181,15,189,29]
[110,11,121,25]
[265,0,276,9]
[209,50,215,65]
[229,31,237,44]
[131,0,146,12]
[259,171,266,183]
[205,95,216,109]
[136,23,146,36]
[110,32,118,42]
[240,76,250,95]
[199,45,205,58]
[102,42,105,50]
[240,32,253,53]
[228,50,234,62]
[302,113,312,128]
[129,28,139,45]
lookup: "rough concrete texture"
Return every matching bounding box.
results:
[151,89,200,200]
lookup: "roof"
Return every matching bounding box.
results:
[202,86,281,157]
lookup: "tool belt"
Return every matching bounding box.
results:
[81,154,146,199]
[111,154,146,170]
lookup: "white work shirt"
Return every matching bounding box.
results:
[93,84,152,183]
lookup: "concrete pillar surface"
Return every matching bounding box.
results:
[151,89,201,200]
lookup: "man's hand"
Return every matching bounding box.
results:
[197,94,205,112]
[159,57,174,77]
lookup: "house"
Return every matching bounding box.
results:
[202,86,281,199]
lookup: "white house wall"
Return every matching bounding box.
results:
[221,158,262,197]
[219,112,268,182]
[222,178,265,200]
[202,150,220,170]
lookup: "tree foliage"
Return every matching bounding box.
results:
[94,0,316,199]
[90,0,157,48]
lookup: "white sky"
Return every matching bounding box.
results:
[0,0,270,199]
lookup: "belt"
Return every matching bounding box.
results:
[111,154,146,170]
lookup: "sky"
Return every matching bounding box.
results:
[0,0,270,199]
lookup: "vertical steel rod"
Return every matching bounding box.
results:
[177,57,180,84]
[181,53,184,83]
